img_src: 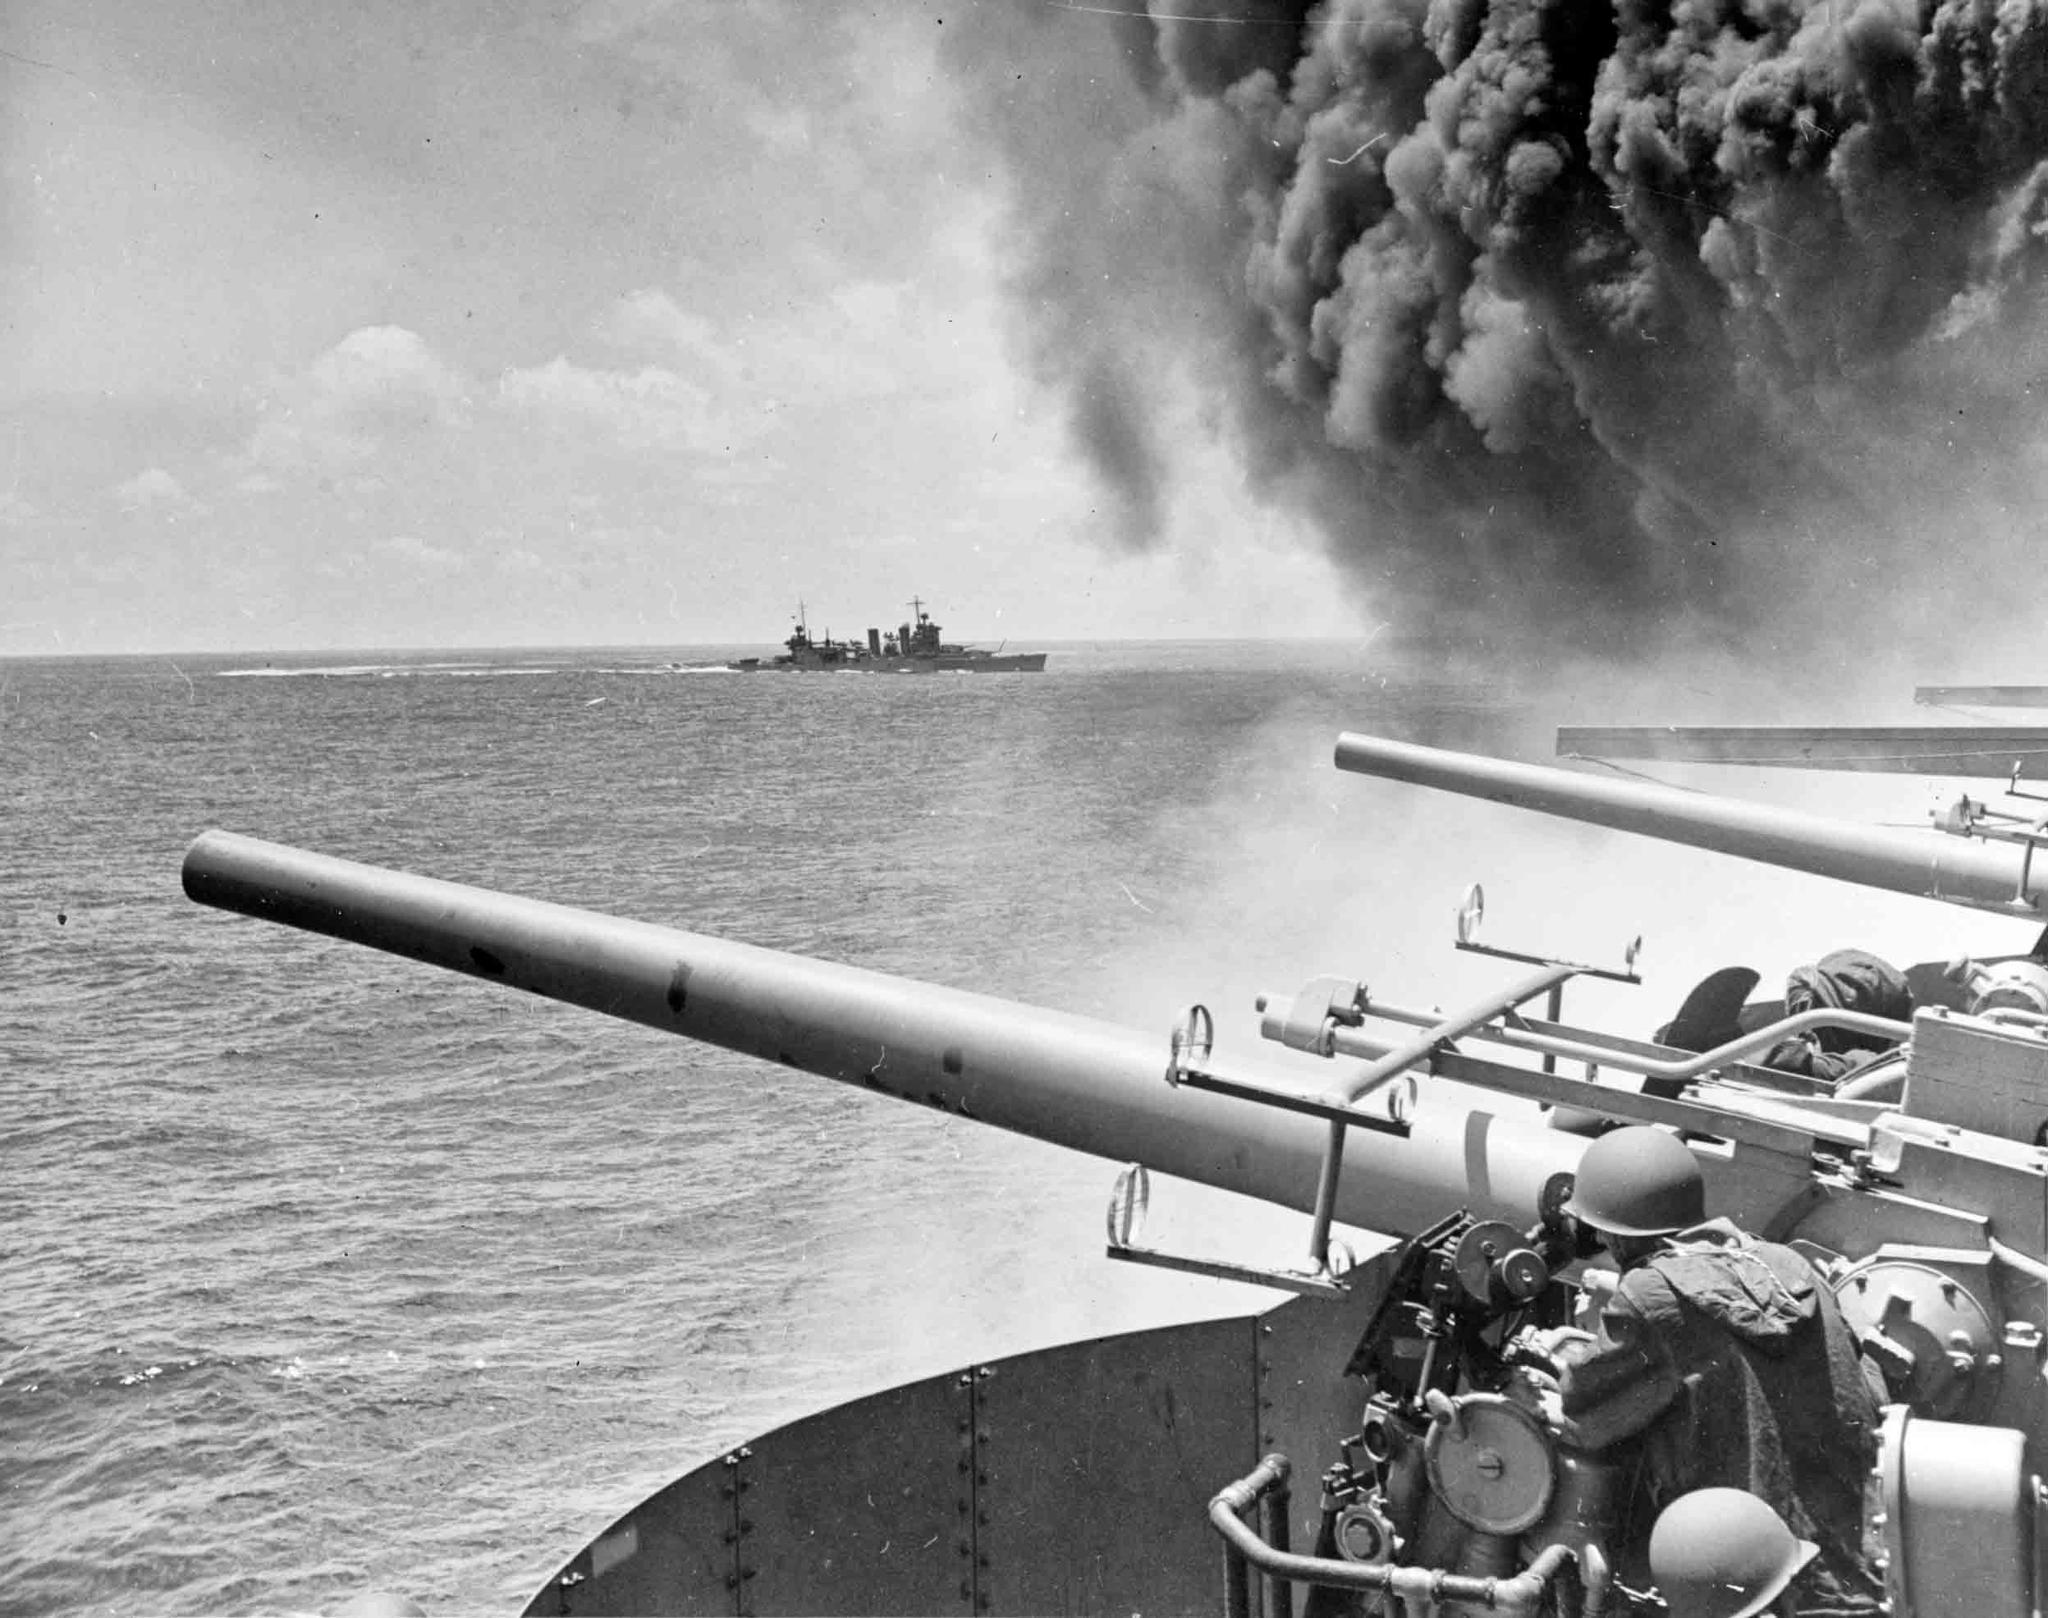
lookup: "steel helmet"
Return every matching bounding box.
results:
[1563,1126,1704,1238]
[1649,1488,1818,1618]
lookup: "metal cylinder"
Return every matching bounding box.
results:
[183,831,1587,1235]
[1876,1410,2032,1618]
[1334,733,2045,916]
[1259,1478,1293,1618]
[1223,1531,1253,1618]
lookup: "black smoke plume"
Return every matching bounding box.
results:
[945,0,2048,661]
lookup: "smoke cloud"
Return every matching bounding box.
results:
[943,0,2048,661]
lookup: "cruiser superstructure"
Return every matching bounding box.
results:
[729,598,1047,673]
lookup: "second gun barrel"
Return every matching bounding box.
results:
[1334,732,2045,915]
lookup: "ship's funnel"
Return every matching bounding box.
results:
[1334,733,2047,918]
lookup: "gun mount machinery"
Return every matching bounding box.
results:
[184,727,2048,1617]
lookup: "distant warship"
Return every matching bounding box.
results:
[729,598,1047,673]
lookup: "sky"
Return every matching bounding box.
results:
[11,1,2048,672]
[0,0,1364,656]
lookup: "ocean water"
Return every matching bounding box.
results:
[5,642,2001,1616]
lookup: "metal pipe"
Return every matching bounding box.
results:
[1259,1477,1292,1618]
[1305,1119,1348,1272]
[1327,965,1577,1105]
[1334,1033,1829,1155]
[1224,1527,1253,1618]
[1321,1002,1910,1087]
[1301,965,1582,1269]
[1979,1008,2048,1032]
[1835,1059,1908,1104]
[1207,1455,1579,1611]
[1268,1001,1817,1095]
[1217,1453,1287,1618]
[1335,732,2047,915]
[1990,1237,2048,1289]
[182,832,1588,1235]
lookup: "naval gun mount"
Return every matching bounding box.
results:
[181,731,2048,1617]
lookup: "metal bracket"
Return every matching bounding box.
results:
[1934,791,2048,906]
[1103,1164,1351,1296]
[1165,1004,1214,1086]
[1166,1003,1410,1132]
[1452,882,1642,984]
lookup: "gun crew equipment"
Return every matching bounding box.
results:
[185,716,2048,1618]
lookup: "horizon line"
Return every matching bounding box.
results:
[0,631,1385,663]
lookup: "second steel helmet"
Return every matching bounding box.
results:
[1563,1126,1704,1238]
[1649,1488,1818,1618]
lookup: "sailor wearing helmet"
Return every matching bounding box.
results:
[1648,1489,1819,1618]
[1536,1128,1884,1616]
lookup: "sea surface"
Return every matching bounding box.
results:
[2,641,2007,1616]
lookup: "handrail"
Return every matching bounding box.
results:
[1305,965,1576,1272]
[1327,966,1582,1106]
[1326,1005,1912,1086]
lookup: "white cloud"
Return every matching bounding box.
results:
[606,290,743,382]
[308,326,466,406]
[606,285,902,405]
[239,326,472,475]
[497,356,744,454]
[113,467,203,515]
[242,414,361,471]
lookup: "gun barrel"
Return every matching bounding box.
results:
[183,830,1582,1235]
[1556,725,2048,776]
[1334,733,2044,915]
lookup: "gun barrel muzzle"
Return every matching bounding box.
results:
[183,829,1586,1236]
